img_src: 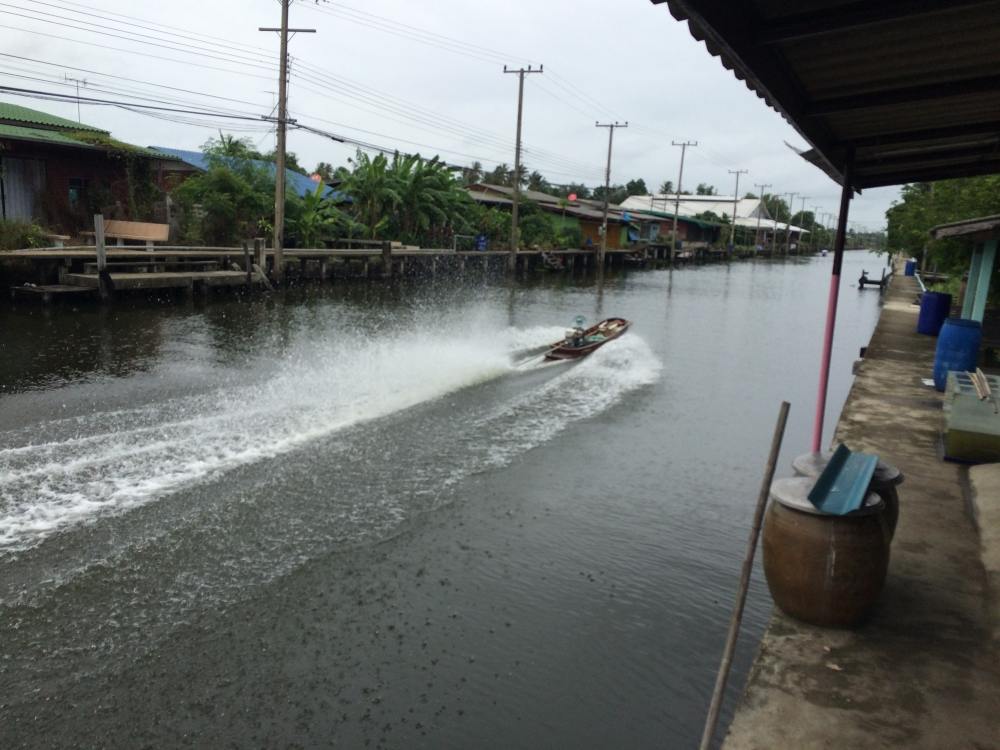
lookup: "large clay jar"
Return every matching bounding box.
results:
[763,477,889,628]
[792,450,903,542]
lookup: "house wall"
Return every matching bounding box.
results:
[579,219,626,249]
[0,139,136,231]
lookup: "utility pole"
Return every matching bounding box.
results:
[670,140,697,264]
[503,64,543,270]
[784,191,798,255]
[260,2,314,284]
[812,205,822,252]
[795,195,810,255]
[727,169,748,248]
[596,121,627,269]
[65,74,86,122]
[753,182,771,248]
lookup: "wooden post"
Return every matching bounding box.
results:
[254,238,265,271]
[382,241,392,278]
[699,401,791,750]
[242,240,252,287]
[94,213,109,301]
[94,214,106,272]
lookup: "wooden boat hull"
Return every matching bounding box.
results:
[545,317,630,360]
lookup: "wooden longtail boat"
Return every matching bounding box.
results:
[544,317,630,360]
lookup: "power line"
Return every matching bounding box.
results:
[0,84,276,122]
[0,53,269,109]
[0,23,273,80]
[0,5,276,72]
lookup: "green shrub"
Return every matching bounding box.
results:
[0,219,48,250]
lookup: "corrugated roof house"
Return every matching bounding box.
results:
[0,101,176,230]
[150,146,342,200]
[620,193,809,236]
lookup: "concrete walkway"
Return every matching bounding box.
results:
[723,272,1000,748]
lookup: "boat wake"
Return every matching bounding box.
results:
[0,323,656,555]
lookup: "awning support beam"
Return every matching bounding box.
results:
[755,0,989,44]
[963,239,997,322]
[812,156,854,453]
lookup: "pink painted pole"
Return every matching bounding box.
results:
[811,160,854,452]
[811,274,842,451]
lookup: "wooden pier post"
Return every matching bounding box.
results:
[242,240,252,287]
[254,238,265,272]
[94,213,110,301]
[382,241,393,278]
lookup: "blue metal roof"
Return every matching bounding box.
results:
[150,146,343,200]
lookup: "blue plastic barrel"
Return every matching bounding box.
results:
[932,318,982,391]
[904,260,917,276]
[917,292,952,336]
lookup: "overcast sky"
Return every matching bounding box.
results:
[2,0,898,229]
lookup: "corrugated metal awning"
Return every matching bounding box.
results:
[653,0,1000,189]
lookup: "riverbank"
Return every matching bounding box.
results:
[1,244,847,303]
[723,272,1000,747]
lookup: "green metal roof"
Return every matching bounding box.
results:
[0,102,106,133]
[0,123,178,160]
[0,123,102,149]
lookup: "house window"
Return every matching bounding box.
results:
[68,178,88,210]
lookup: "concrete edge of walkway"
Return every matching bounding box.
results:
[970,463,1000,641]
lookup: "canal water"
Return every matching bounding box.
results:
[0,252,884,748]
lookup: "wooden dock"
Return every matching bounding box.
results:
[1,240,801,303]
[62,270,251,290]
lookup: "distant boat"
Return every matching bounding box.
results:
[545,317,630,360]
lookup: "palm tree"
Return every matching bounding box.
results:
[527,170,548,192]
[337,150,402,239]
[288,184,346,248]
[658,180,674,194]
[462,161,483,185]
[486,163,511,186]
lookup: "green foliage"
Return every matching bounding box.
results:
[555,224,582,249]
[202,134,263,161]
[761,193,790,222]
[0,219,48,250]
[469,203,510,245]
[172,162,274,245]
[264,149,308,175]
[887,177,1000,278]
[69,131,160,220]
[563,182,592,200]
[286,184,349,248]
[314,162,337,182]
[695,183,716,195]
[518,204,556,248]
[336,150,472,246]
[658,180,673,194]
[527,170,549,192]
[625,178,647,197]
[461,161,484,186]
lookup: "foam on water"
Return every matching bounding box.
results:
[0,322,659,556]
[0,326,546,552]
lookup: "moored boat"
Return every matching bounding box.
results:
[545,317,630,360]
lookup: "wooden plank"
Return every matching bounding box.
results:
[63,271,250,290]
[101,220,170,242]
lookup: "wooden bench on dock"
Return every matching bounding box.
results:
[84,220,170,249]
